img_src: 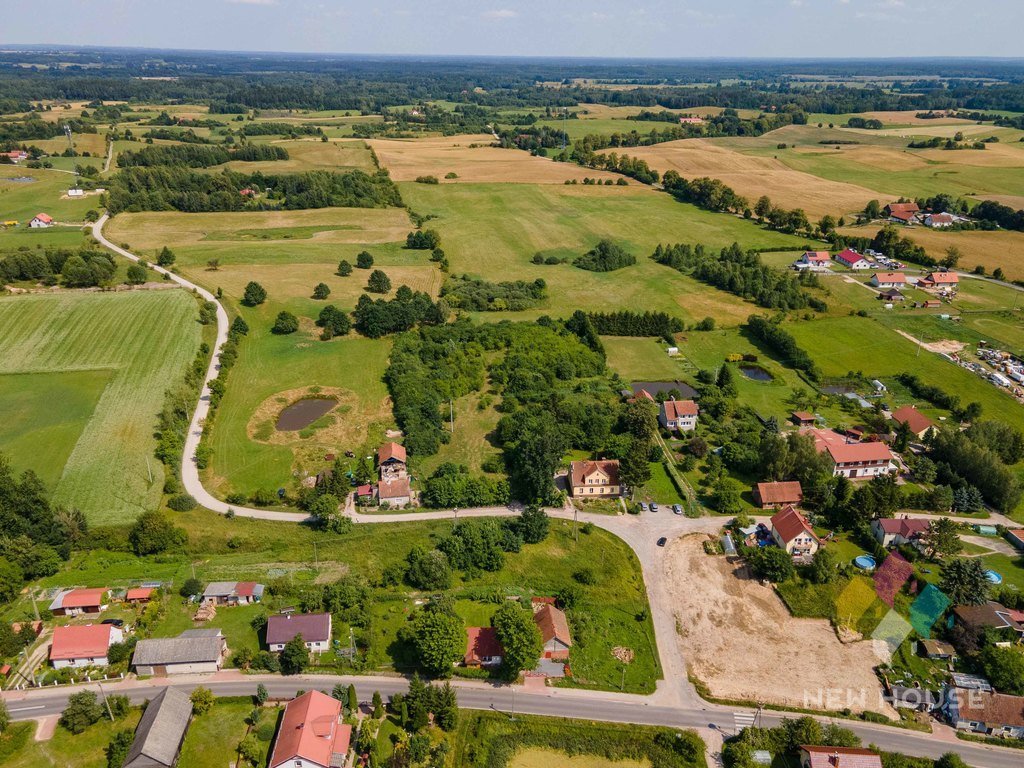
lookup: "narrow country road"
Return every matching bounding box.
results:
[81,216,1022,766]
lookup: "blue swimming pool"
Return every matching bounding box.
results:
[854,555,877,570]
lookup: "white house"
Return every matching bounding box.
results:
[659,398,698,432]
[769,505,820,557]
[266,613,332,653]
[869,272,907,289]
[834,248,871,270]
[806,428,896,479]
[924,213,954,228]
[30,213,53,228]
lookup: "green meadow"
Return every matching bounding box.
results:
[0,290,202,523]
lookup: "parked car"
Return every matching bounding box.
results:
[672,504,683,515]
[657,537,667,547]
[638,502,649,513]
[101,618,124,627]
[649,503,659,512]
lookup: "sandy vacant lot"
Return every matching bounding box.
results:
[665,535,889,715]
[369,134,622,184]
[615,138,881,217]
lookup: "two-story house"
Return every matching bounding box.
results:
[769,505,820,557]
[568,459,622,497]
[659,398,698,432]
[806,427,896,479]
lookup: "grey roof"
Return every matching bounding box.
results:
[178,629,223,639]
[266,613,332,645]
[202,581,237,597]
[124,688,191,768]
[133,636,222,666]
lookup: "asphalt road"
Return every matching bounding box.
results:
[80,217,1024,766]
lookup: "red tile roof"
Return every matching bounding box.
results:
[754,481,803,506]
[378,442,406,464]
[804,251,831,263]
[269,691,351,768]
[1007,529,1024,547]
[927,212,954,224]
[355,484,373,496]
[808,428,894,465]
[925,271,959,284]
[33,212,53,223]
[891,405,935,435]
[886,202,920,215]
[126,588,154,601]
[792,410,815,423]
[770,505,817,545]
[379,476,411,500]
[59,588,109,609]
[801,745,883,768]
[533,604,572,647]
[465,627,503,664]
[875,517,930,538]
[872,272,906,283]
[50,624,117,661]
[570,459,620,487]
[953,688,1024,729]
[663,399,698,419]
[235,582,259,598]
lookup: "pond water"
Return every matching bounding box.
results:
[275,398,336,431]
[739,365,773,382]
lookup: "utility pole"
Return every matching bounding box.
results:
[573,505,578,544]
[620,664,626,691]
[96,680,114,721]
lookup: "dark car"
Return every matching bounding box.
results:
[649,503,659,512]
[100,618,124,627]
[657,537,667,547]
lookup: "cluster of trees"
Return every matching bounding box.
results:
[746,314,820,380]
[0,451,82,605]
[928,427,1022,512]
[405,229,441,249]
[628,107,803,136]
[845,116,883,129]
[653,242,826,312]
[586,310,684,339]
[353,285,446,338]
[749,194,818,236]
[142,127,213,144]
[908,135,986,150]
[0,116,95,142]
[574,239,636,272]
[105,167,402,214]
[831,225,931,266]
[238,122,324,136]
[440,275,547,311]
[570,145,660,184]
[117,143,288,168]
[662,172,747,214]
[420,463,510,508]
[0,246,115,288]
[496,124,570,152]
[973,199,1024,233]
[315,304,351,339]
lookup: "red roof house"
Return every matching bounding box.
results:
[753,481,803,509]
[800,745,882,768]
[533,604,573,660]
[806,428,895,479]
[464,627,503,667]
[50,624,122,669]
[769,505,820,556]
[802,250,831,265]
[269,691,352,768]
[659,398,699,431]
[891,405,936,438]
[49,588,110,616]
[569,459,622,497]
[834,249,870,269]
[125,587,155,603]
[885,202,920,224]
[871,516,931,548]
[920,271,959,286]
[377,442,407,465]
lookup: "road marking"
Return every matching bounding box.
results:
[733,712,756,731]
[9,705,45,712]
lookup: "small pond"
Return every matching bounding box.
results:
[275,398,336,431]
[739,365,773,382]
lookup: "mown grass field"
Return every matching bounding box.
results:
[178,699,273,768]
[0,290,202,522]
[1,712,142,768]
[0,163,99,224]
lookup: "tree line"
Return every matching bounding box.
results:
[116,142,289,168]
[586,310,685,339]
[745,314,820,381]
[653,242,827,312]
[104,167,402,214]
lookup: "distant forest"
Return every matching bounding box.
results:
[1,48,1024,113]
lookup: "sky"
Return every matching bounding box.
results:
[4,0,1023,59]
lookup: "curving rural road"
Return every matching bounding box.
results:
[78,216,1022,766]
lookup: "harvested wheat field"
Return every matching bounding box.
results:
[369,134,622,184]
[899,227,1024,280]
[614,139,880,217]
[665,535,889,715]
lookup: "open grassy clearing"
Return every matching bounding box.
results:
[400,181,806,323]
[602,336,690,381]
[105,207,412,253]
[215,138,375,173]
[370,133,623,183]
[0,164,99,224]
[204,328,393,498]
[177,699,272,768]
[0,290,202,522]
[612,137,883,217]
[416,390,502,477]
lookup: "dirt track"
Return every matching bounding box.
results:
[664,535,891,715]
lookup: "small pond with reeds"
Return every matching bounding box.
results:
[275,398,336,431]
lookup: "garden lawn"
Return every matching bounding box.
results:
[638,462,685,506]
[979,553,1024,592]
[602,337,689,381]
[177,699,269,768]
[0,290,202,522]
[147,595,265,653]
[0,711,141,768]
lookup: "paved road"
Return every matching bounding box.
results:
[5,673,1022,768]
[84,217,1024,766]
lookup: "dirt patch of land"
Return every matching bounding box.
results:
[893,330,965,355]
[665,535,890,715]
[369,134,622,184]
[613,138,881,217]
[509,748,648,768]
